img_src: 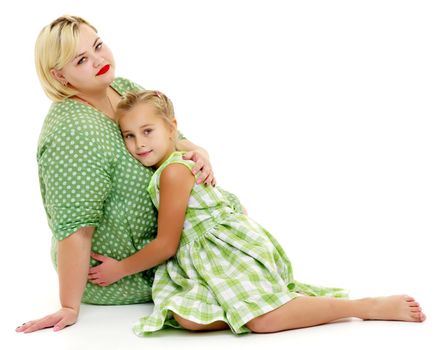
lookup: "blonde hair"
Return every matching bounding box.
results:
[35,15,97,102]
[116,90,175,126]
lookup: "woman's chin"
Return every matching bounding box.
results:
[103,76,116,86]
[97,70,116,85]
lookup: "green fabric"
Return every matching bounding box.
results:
[134,152,348,335]
[38,77,158,305]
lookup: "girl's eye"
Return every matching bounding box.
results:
[124,134,134,139]
[96,42,103,50]
[144,128,153,135]
[78,57,86,65]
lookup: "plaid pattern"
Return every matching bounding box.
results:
[134,152,348,335]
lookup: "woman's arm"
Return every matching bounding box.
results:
[178,139,247,214]
[58,226,94,312]
[176,138,207,157]
[176,139,216,186]
[88,164,194,286]
[16,226,94,333]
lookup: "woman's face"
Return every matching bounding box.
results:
[53,24,116,94]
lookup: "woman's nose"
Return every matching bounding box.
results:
[92,55,105,68]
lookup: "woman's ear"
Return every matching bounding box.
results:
[50,69,67,86]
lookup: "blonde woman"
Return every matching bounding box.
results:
[16,15,243,333]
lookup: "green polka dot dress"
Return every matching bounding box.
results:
[37,78,245,305]
[37,77,158,304]
[134,152,348,335]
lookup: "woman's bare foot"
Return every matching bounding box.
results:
[362,295,426,322]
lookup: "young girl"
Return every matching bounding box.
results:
[88,90,426,335]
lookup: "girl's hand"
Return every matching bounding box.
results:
[183,149,216,186]
[88,252,125,287]
[15,307,78,333]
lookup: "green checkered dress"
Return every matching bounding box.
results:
[134,152,348,335]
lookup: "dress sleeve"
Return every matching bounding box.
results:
[38,128,112,240]
[129,79,146,91]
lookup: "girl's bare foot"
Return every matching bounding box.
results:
[362,295,426,322]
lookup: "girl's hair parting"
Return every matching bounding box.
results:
[115,90,175,125]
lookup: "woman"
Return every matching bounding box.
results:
[16,15,243,333]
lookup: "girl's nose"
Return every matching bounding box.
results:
[135,140,145,149]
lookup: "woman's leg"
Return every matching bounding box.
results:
[173,313,229,332]
[246,295,426,333]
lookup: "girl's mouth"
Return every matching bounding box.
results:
[137,150,153,157]
[96,64,110,76]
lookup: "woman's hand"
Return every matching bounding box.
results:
[88,252,125,287]
[15,307,78,333]
[183,149,216,186]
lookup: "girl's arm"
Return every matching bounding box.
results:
[88,164,194,286]
[16,226,94,333]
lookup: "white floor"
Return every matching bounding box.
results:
[6,288,436,350]
[2,1,437,349]
[5,211,437,350]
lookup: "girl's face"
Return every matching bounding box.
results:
[51,24,115,94]
[119,102,177,168]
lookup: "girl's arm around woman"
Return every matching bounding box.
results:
[88,164,194,286]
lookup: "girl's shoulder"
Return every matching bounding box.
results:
[147,152,195,193]
[161,152,195,172]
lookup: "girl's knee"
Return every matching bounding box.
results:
[173,314,205,331]
[246,315,270,333]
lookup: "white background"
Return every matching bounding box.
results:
[1,1,437,349]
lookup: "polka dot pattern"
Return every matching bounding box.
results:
[38,78,156,304]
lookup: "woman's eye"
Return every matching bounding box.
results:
[78,57,86,65]
[96,42,103,50]
[124,134,133,139]
[144,129,153,135]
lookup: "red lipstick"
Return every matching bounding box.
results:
[96,64,110,76]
